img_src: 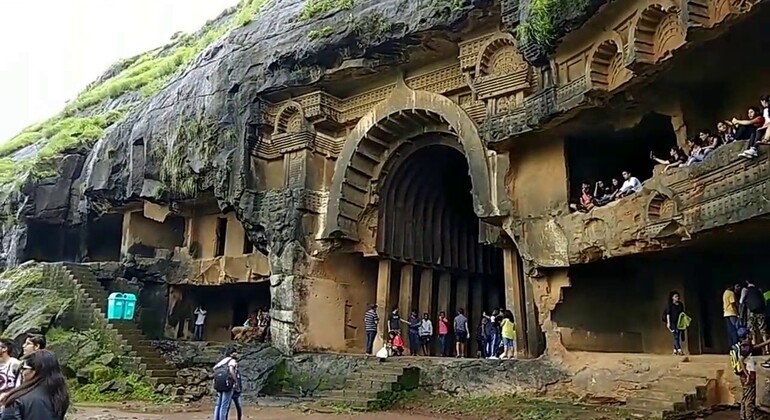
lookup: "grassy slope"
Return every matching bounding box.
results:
[0,0,268,192]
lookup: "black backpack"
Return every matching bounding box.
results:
[213,358,233,393]
[745,286,766,314]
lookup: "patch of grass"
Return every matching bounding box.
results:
[308,26,334,40]
[0,0,273,193]
[299,0,354,21]
[394,393,640,420]
[71,373,172,404]
[516,0,589,49]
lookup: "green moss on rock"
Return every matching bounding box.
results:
[299,0,355,21]
[516,0,589,49]
[308,26,335,40]
[0,265,71,340]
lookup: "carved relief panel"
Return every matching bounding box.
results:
[467,33,534,117]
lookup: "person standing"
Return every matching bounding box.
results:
[212,346,238,420]
[231,364,243,420]
[363,304,378,355]
[388,308,401,333]
[437,312,449,357]
[418,313,433,356]
[733,327,770,420]
[407,311,420,356]
[724,283,741,348]
[477,317,489,358]
[741,281,769,353]
[0,339,20,402]
[663,291,686,355]
[487,310,500,360]
[501,310,517,359]
[193,306,207,341]
[454,309,469,358]
[0,350,70,420]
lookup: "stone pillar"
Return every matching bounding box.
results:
[504,248,529,358]
[436,271,451,355]
[471,278,484,357]
[399,264,415,352]
[456,275,470,357]
[418,268,433,316]
[374,260,392,350]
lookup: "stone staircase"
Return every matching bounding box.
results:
[319,360,420,410]
[623,355,739,419]
[61,263,177,388]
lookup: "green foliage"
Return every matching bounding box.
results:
[516,0,589,49]
[351,12,393,46]
[0,264,46,289]
[395,392,641,420]
[299,0,354,21]
[149,116,222,198]
[308,26,334,40]
[0,0,273,195]
[71,373,171,404]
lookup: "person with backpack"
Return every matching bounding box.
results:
[662,291,688,355]
[740,280,769,353]
[730,327,770,420]
[212,346,238,420]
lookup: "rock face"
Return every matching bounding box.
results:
[152,340,283,402]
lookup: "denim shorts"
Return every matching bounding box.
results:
[503,338,515,347]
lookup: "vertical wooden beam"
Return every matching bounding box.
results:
[374,260,392,350]
[418,268,434,317]
[471,277,484,357]
[456,275,470,357]
[399,264,415,352]
[504,247,529,358]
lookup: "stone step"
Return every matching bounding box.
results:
[321,396,377,410]
[148,376,176,386]
[144,369,177,378]
[676,362,728,378]
[625,396,676,413]
[326,389,384,399]
[351,372,399,382]
[356,366,404,375]
[343,379,394,391]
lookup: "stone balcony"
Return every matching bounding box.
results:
[519,141,770,266]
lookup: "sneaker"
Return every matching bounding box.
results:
[488,356,499,360]
[747,148,759,157]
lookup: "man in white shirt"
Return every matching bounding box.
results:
[193,306,207,341]
[0,338,21,400]
[617,170,642,198]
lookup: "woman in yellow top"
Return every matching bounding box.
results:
[501,310,516,359]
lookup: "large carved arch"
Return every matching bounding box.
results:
[628,1,686,67]
[586,36,626,92]
[322,77,500,240]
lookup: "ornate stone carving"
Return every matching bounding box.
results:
[628,4,686,69]
[473,34,533,110]
[588,39,625,92]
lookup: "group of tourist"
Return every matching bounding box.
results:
[363,305,517,360]
[192,306,271,344]
[571,96,770,213]
[721,279,770,420]
[569,170,643,213]
[0,334,70,419]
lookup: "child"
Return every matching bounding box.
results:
[731,327,770,420]
[389,331,405,356]
[477,317,488,358]
[500,310,516,359]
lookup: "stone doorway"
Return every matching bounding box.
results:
[372,138,507,357]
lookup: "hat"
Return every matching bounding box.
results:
[737,327,749,340]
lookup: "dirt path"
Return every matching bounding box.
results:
[72,406,443,420]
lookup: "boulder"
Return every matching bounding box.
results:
[47,329,104,377]
[3,288,70,342]
[76,364,113,384]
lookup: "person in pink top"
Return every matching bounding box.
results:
[437,311,449,357]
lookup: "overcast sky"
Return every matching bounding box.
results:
[0,0,240,141]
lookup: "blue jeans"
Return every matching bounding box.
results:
[194,324,204,341]
[438,334,448,356]
[213,390,233,420]
[408,331,420,355]
[726,316,740,348]
[365,331,376,354]
[232,393,242,420]
[487,333,498,357]
[672,329,683,351]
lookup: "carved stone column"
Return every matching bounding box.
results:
[398,264,415,352]
[471,277,484,357]
[504,247,529,357]
[418,268,434,317]
[456,275,470,357]
[374,260,393,350]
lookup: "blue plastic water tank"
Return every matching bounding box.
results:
[122,293,137,320]
[107,293,125,320]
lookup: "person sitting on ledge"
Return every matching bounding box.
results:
[651,147,688,172]
[717,120,736,144]
[617,171,642,198]
[699,129,721,152]
[231,312,257,341]
[569,182,594,212]
[593,180,615,206]
[685,137,709,166]
[735,106,766,159]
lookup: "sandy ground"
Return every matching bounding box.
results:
[72,405,444,420]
